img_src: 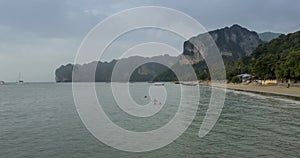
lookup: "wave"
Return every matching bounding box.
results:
[226,89,300,105]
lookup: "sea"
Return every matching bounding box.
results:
[0,83,299,158]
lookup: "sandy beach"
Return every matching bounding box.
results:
[225,83,300,100]
[191,81,300,100]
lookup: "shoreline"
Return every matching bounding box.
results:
[179,81,300,100]
[215,83,300,101]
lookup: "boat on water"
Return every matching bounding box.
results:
[17,80,24,84]
[174,81,180,84]
[181,83,197,86]
[181,82,198,86]
[154,82,165,86]
[0,81,5,85]
[17,73,24,84]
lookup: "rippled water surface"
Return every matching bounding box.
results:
[0,83,299,157]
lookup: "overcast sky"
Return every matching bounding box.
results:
[0,0,300,82]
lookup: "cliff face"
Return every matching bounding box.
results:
[55,24,266,82]
[55,55,179,82]
[182,24,263,63]
[55,64,73,82]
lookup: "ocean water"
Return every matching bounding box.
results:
[0,83,299,158]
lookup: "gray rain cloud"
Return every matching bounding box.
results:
[0,0,300,82]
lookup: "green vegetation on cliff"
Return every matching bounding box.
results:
[227,31,300,82]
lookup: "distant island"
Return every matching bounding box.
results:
[55,24,300,85]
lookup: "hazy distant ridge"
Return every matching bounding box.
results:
[258,32,282,42]
[55,24,284,82]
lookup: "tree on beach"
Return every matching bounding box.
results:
[285,50,300,82]
[275,62,286,82]
[253,54,277,80]
[273,50,300,83]
[231,76,241,84]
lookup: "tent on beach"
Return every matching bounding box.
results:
[237,74,252,83]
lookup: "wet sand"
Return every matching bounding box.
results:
[224,83,300,100]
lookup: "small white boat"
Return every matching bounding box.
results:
[154,82,164,86]
[0,81,5,85]
[181,82,197,86]
[17,73,24,84]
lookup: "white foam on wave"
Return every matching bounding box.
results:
[226,89,300,105]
